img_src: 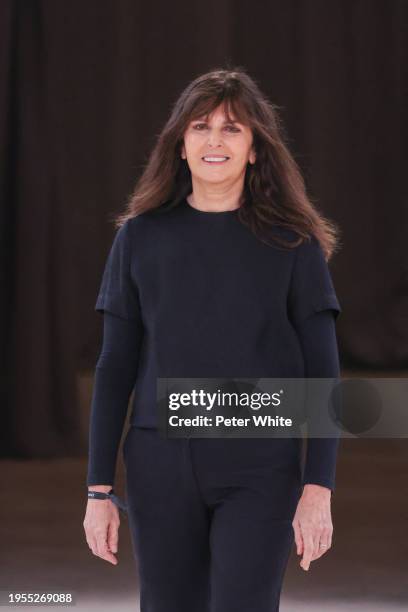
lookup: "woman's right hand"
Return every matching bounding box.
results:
[83,486,120,565]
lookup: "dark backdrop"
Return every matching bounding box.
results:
[1,0,407,457]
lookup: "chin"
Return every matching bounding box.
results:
[198,175,231,185]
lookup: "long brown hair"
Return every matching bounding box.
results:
[115,66,341,260]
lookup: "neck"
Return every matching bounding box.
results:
[187,181,244,212]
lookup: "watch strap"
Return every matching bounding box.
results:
[88,489,128,517]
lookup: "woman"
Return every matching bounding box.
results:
[84,67,342,611]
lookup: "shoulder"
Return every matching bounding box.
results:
[269,229,326,267]
[119,208,174,259]
[121,209,159,241]
[287,234,341,323]
[294,235,327,270]
[125,209,157,229]
[285,232,330,287]
[268,226,323,261]
[125,205,176,231]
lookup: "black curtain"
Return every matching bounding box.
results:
[1,0,407,456]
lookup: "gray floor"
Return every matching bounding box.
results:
[2,438,407,611]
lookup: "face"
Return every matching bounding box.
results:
[180,104,256,186]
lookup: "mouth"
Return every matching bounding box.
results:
[201,156,230,164]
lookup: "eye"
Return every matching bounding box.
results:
[191,122,240,132]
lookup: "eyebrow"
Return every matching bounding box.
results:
[192,118,240,124]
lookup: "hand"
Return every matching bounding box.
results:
[292,484,333,571]
[83,486,120,565]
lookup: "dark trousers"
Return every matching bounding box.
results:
[123,426,302,612]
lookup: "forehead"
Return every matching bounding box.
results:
[190,100,248,124]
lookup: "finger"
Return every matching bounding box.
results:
[96,532,118,565]
[312,529,323,560]
[301,534,314,571]
[89,534,98,556]
[328,528,333,549]
[95,529,106,557]
[292,520,303,556]
[316,544,328,559]
[108,521,119,554]
[86,536,95,552]
[95,529,112,560]
[316,527,332,559]
[83,524,94,552]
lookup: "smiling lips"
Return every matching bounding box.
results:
[202,155,230,164]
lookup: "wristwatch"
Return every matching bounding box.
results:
[88,488,128,517]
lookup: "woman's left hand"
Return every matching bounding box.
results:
[292,484,333,571]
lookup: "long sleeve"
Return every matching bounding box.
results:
[287,236,342,493]
[87,312,143,486]
[293,308,341,493]
[88,220,144,486]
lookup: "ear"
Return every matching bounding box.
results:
[249,147,256,164]
[180,143,186,159]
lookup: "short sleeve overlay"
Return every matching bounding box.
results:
[95,220,141,320]
[288,236,341,327]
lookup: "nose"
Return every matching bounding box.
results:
[207,128,223,147]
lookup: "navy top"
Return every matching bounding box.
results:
[87,197,342,490]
